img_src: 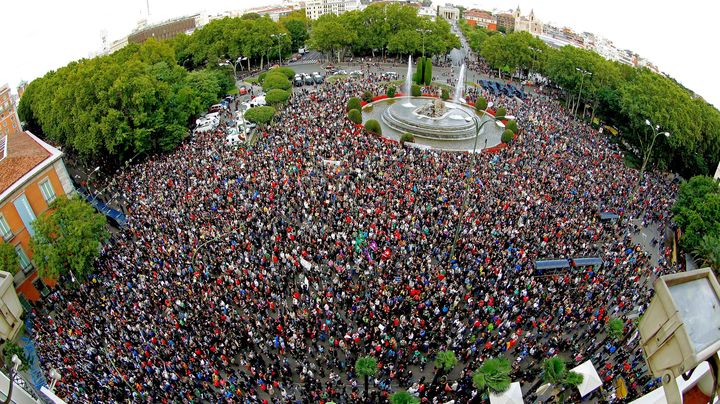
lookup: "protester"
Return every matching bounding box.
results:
[31,64,677,403]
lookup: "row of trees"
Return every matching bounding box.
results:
[309,4,461,62]
[460,20,720,178]
[357,351,584,403]
[19,39,234,165]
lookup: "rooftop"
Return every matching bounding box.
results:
[0,131,52,195]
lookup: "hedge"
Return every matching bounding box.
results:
[441,89,449,100]
[475,97,488,112]
[365,119,382,135]
[505,120,518,133]
[400,133,414,143]
[348,109,362,124]
[262,73,291,91]
[265,89,290,105]
[496,107,507,118]
[387,86,396,98]
[501,129,514,143]
[362,91,374,103]
[271,66,295,79]
[244,106,276,126]
[411,84,421,97]
[347,97,362,112]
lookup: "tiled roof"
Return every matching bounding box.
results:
[0,131,51,194]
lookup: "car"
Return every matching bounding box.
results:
[294,75,304,87]
[386,72,399,79]
[304,74,315,85]
[324,64,335,70]
[349,70,363,76]
[336,69,347,75]
[313,75,324,84]
[238,86,248,95]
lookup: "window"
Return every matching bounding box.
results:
[15,245,32,273]
[13,194,37,236]
[39,178,56,203]
[0,215,11,241]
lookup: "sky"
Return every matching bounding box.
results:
[2,0,719,107]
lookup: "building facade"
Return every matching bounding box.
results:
[0,130,74,303]
[127,15,198,44]
[0,84,21,138]
[305,0,359,19]
[437,5,459,21]
[494,12,515,33]
[464,9,496,30]
[513,7,543,36]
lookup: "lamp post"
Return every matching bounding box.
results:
[449,107,514,260]
[416,28,432,57]
[86,166,101,201]
[271,33,287,65]
[574,67,592,117]
[48,369,61,391]
[1,354,22,404]
[622,119,670,222]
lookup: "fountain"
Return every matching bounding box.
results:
[453,63,466,103]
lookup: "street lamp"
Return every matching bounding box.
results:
[574,67,592,116]
[48,369,61,391]
[639,268,720,402]
[86,166,101,201]
[271,33,287,65]
[449,107,514,260]
[416,28,432,57]
[622,118,670,222]
[1,354,22,404]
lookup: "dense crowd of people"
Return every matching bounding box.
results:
[29,63,680,403]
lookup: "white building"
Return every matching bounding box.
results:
[437,5,460,21]
[305,0,360,19]
[513,7,543,36]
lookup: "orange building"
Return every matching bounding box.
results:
[465,9,496,30]
[0,84,21,137]
[0,129,75,304]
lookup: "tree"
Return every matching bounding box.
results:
[541,356,584,399]
[495,107,507,118]
[244,106,276,126]
[347,97,362,112]
[441,88,449,100]
[348,109,362,124]
[672,176,720,253]
[30,196,108,282]
[473,357,512,396]
[364,119,382,135]
[606,317,625,341]
[262,73,292,91]
[390,390,420,404]
[505,120,518,133]
[422,58,432,85]
[692,235,720,271]
[265,89,291,106]
[434,350,458,378]
[0,244,18,275]
[475,97,488,112]
[2,342,31,372]
[501,129,514,144]
[387,86,396,98]
[355,356,378,398]
[309,14,357,63]
[280,12,310,50]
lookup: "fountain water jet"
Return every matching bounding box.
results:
[404,55,413,96]
[453,64,466,103]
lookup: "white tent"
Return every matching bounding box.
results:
[489,382,524,404]
[571,360,603,397]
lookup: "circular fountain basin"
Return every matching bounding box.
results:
[382,97,479,140]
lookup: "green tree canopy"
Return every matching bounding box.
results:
[434,350,458,374]
[265,89,291,106]
[348,109,362,124]
[672,176,720,253]
[390,390,420,404]
[0,243,18,275]
[347,97,362,112]
[364,119,382,135]
[244,106,276,126]
[30,196,109,282]
[262,73,292,91]
[473,357,512,395]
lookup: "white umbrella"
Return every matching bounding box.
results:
[570,360,602,397]
[489,382,524,404]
